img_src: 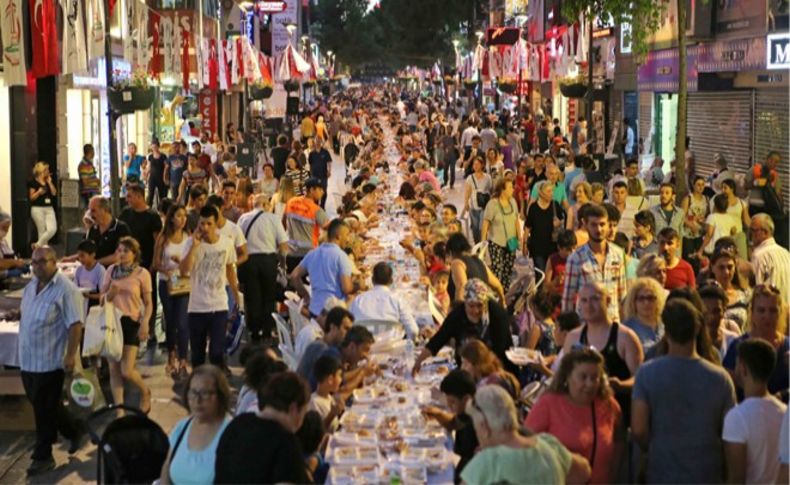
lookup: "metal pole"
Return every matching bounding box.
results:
[103,0,120,214]
[586,13,594,146]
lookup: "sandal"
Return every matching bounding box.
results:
[140,388,152,415]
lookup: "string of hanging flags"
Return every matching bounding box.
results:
[0,0,314,89]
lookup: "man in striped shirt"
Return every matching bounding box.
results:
[562,204,627,321]
[19,246,84,475]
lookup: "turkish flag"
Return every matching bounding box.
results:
[237,38,245,79]
[150,12,161,78]
[208,39,218,91]
[181,31,190,91]
[29,0,59,78]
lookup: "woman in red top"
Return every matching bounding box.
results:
[514,158,530,217]
[525,348,624,484]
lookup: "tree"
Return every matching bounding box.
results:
[563,0,692,196]
[312,0,383,68]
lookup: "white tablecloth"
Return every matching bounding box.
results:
[0,320,19,367]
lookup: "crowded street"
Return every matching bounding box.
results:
[0,0,789,484]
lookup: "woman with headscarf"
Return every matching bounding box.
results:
[413,278,516,376]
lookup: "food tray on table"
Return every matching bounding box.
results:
[353,386,391,404]
[329,445,381,466]
[506,347,543,366]
[328,464,380,485]
[333,429,378,447]
[340,410,381,430]
[399,446,451,471]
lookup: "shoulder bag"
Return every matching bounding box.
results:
[500,200,519,253]
[472,175,490,209]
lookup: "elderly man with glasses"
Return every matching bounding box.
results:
[18,246,85,475]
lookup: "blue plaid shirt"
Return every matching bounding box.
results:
[18,272,84,372]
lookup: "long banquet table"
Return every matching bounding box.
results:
[324,121,458,485]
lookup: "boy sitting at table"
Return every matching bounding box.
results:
[421,369,479,484]
[309,355,345,431]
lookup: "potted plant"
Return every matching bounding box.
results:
[463,79,477,90]
[108,68,155,114]
[432,78,442,86]
[284,79,301,92]
[559,74,588,98]
[497,78,517,94]
[444,75,456,86]
[302,79,316,88]
[249,80,274,100]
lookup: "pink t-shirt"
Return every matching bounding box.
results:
[525,392,621,484]
[419,170,441,192]
[101,265,152,322]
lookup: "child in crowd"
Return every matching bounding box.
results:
[544,230,576,292]
[297,410,329,484]
[700,193,739,257]
[431,269,451,316]
[309,355,345,431]
[235,345,287,415]
[422,370,479,484]
[74,240,105,317]
[526,311,582,379]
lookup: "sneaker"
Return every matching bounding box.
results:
[27,457,55,476]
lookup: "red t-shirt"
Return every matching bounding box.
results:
[525,392,621,484]
[664,258,696,290]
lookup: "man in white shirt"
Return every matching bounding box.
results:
[460,120,480,149]
[349,262,418,339]
[723,339,787,484]
[237,194,288,343]
[750,213,790,297]
[294,296,346,362]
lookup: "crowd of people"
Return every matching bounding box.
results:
[6,83,789,484]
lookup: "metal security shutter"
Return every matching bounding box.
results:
[639,92,652,152]
[754,89,789,210]
[687,91,753,182]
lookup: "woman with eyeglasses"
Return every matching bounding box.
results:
[525,348,624,484]
[159,365,231,485]
[704,250,751,330]
[723,285,789,401]
[622,278,667,356]
[461,385,591,485]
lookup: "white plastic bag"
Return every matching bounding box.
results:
[99,302,124,362]
[81,306,104,357]
[81,302,123,361]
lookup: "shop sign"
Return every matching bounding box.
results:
[487,27,520,46]
[637,47,698,92]
[715,0,767,39]
[258,1,286,13]
[620,22,632,54]
[767,33,790,70]
[198,90,217,138]
[697,37,766,72]
[271,0,298,56]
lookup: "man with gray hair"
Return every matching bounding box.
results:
[750,213,790,297]
[19,246,85,475]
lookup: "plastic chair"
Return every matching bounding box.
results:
[272,312,295,355]
[427,288,446,324]
[285,299,309,335]
[279,344,298,370]
[471,240,488,262]
[355,319,400,336]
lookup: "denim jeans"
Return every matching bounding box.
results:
[470,209,483,244]
[159,283,189,359]
[188,311,227,367]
